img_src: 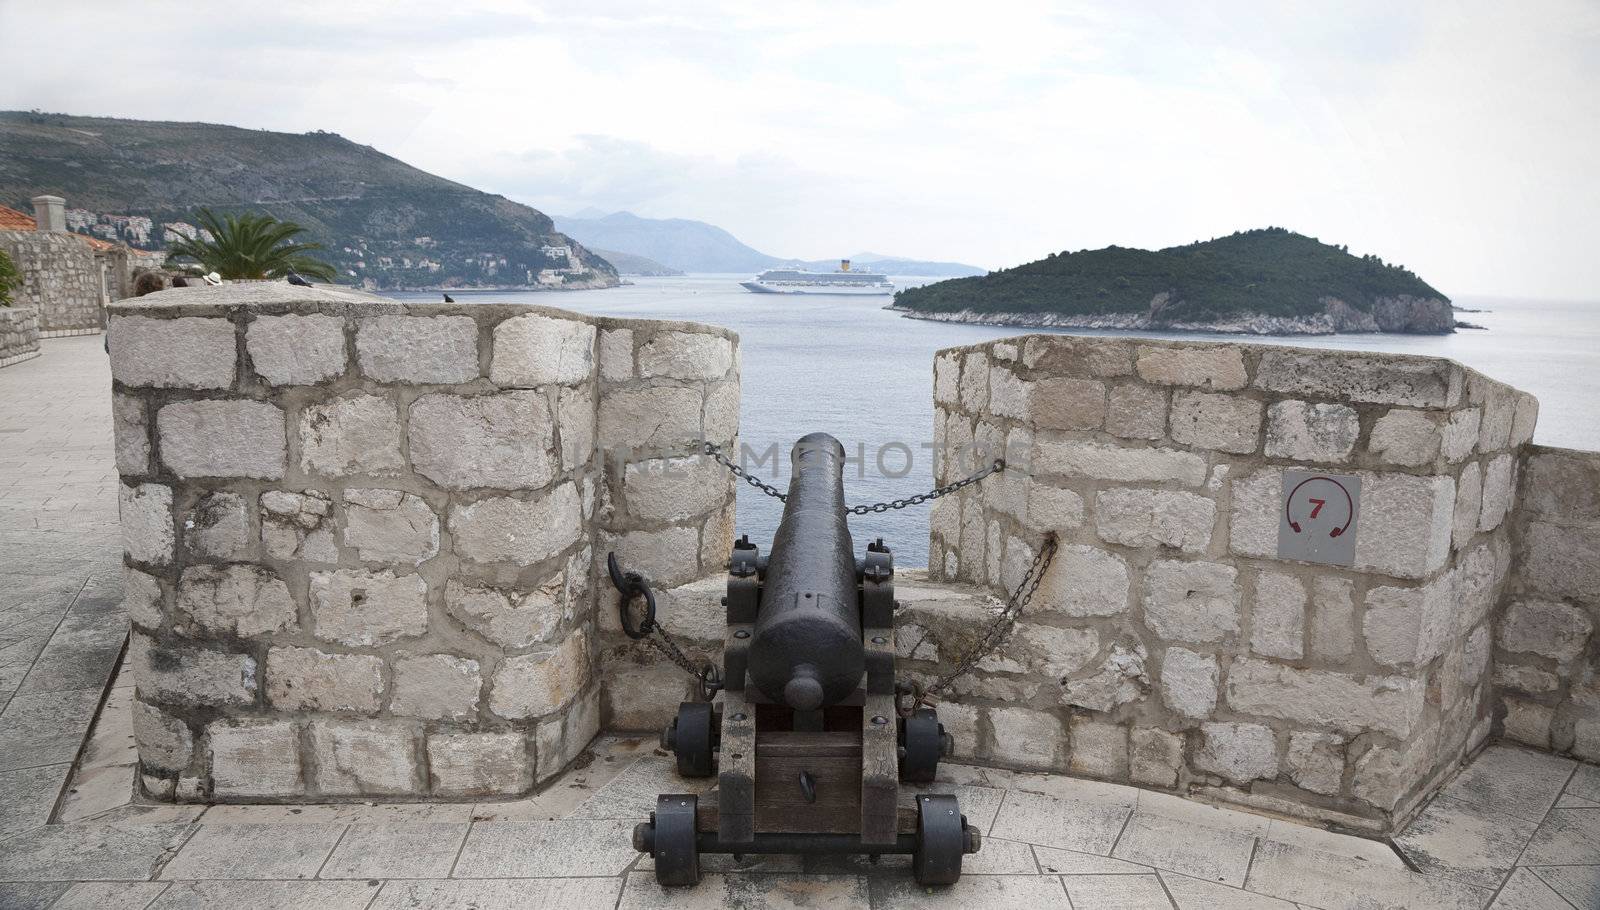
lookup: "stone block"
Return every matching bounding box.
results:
[246,313,346,384]
[132,700,194,773]
[1024,482,1085,532]
[1102,382,1165,440]
[1361,582,1446,669]
[489,313,595,386]
[1068,718,1128,779]
[130,632,256,708]
[183,491,251,560]
[1285,731,1344,796]
[980,623,1099,678]
[123,567,164,629]
[1494,664,1560,694]
[159,399,286,479]
[1143,560,1240,643]
[601,653,694,730]
[177,564,296,637]
[557,385,595,469]
[1477,453,1515,532]
[451,485,582,567]
[1350,730,1436,811]
[598,526,700,588]
[1169,391,1262,454]
[298,392,402,478]
[309,569,428,647]
[1310,576,1356,661]
[209,719,302,798]
[703,380,739,445]
[1134,345,1247,391]
[1441,408,1481,462]
[1029,376,1107,430]
[636,330,732,380]
[342,489,439,565]
[1062,643,1148,712]
[409,391,555,490]
[120,483,174,565]
[1159,647,1218,719]
[958,351,988,410]
[1023,335,1135,376]
[1225,658,1424,738]
[1519,521,1600,600]
[1571,717,1600,762]
[596,386,703,451]
[1498,599,1593,663]
[1129,728,1184,788]
[933,352,960,405]
[986,365,1029,419]
[446,578,563,649]
[1194,722,1278,784]
[310,720,420,796]
[1452,462,1482,550]
[1263,400,1359,463]
[1094,488,1214,552]
[261,489,337,561]
[490,629,589,719]
[623,456,729,522]
[1520,450,1600,524]
[599,328,634,381]
[1501,699,1554,748]
[109,315,236,389]
[1034,544,1129,617]
[1032,439,1206,486]
[538,687,600,780]
[1352,473,1455,580]
[1369,409,1442,466]
[356,315,479,383]
[1250,572,1305,659]
[428,732,531,797]
[1470,374,1517,452]
[987,706,1065,770]
[1253,350,1459,408]
[112,393,149,475]
[265,645,384,713]
[391,653,482,721]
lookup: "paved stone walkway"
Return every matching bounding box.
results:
[1,337,1598,910]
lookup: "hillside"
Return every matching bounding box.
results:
[0,111,617,291]
[890,228,1453,335]
[591,248,682,276]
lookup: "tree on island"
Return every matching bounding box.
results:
[164,209,337,281]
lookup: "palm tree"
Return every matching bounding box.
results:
[165,209,338,282]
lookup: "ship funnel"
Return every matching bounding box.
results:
[840,259,850,272]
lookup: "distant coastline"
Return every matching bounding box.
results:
[886,297,1459,336]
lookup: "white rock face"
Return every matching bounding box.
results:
[1094,488,1215,552]
[184,491,251,560]
[1441,408,1481,462]
[342,489,439,565]
[132,700,194,773]
[109,316,236,389]
[1310,576,1356,660]
[1498,599,1593,662]
[1369,409,1442,466]
[556,385,596,470]
[159,399,286,479]
[1160,647,1218,718]
[177,564,296,637]
[1143,560,1240,643]
[1031,439,1206,486]
[1028,376,1107,430]
[410,391,556,490]
[489,314,596,386]
[1130,728,1184,788]
[933,353,960,405]
[311,720,419,796]
[1105,382,1166,440]
[309,569,428,647]
[265,645,384,713]
[428,732,531,796]
[1169,391,1262,454]
[390,653,482,721]
[1253,351,1459,408]
[1134,345,1248,391]
[1285,731,1345,796]
[356,315,479,383]
[959,351,988,410]
[703,380,739,445]
[596,386,703,451]
[120,482,174,565]
[490,629,589,719]
[1035,545,1129,617]
[1352,473,1455,580]
[1250,572,1306,659]
[1069,718,1128,778]
[1063,643,1147,712]
[445,578,563,649]
[636,330,733,380]
[1195,722,1279,784]
[260,490,337,562]
[623,456,729,522]
[112,393,149,474]
[246,313,346,384]
[449,484,582,566]
[987,706,1065,770]
[1025,482,1086,532]
[298,392,402,478]
[599,328,634,381]
[1225,658,1424,738]
[1264,400,1359,462]
[209,719,302,798]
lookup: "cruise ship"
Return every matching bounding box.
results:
[740,260,894,296]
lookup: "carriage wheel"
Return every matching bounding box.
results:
[665,701,716,778]
[899,707,945,782]
[912,793,966,886]
[648,794,701,886]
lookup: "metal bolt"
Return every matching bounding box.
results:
[872,715,888,725]
[734,630,749,639]
[871,636,887,644]
[733,712,747,721]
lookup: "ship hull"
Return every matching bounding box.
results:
[739,280,893,296]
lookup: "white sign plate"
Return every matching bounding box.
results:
[1277,470,1360,567]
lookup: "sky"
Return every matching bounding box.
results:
[2,0,1597,298]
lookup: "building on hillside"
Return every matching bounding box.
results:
[0,196,165,335]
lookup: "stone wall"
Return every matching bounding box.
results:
[0,306,41,368]
[110,283,736,802]
[917,335,1535,832]
[1495,446,1600,761]
[0,231,106,334]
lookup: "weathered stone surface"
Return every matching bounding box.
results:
[391,653,482,721]
[1498,599,1593,663]
[1024,482,1085,532]
[1028,376,1106,430]
[1350,729,1436,810]
[450,484,582,566]
[298,392,402,477]
[178,564,296,637]
[265,646,384,713]
[1250,572,1305,659]
[599,526,700,589]
[160,399,286,479]
[596,385,703,451]
[1094,488,1214,552]
[209,719,302,798]
[1129,728,1184,788]
[623,456,728,522]
[1227,469,1279,558]
[342,488,439,565]
[537,687,600,780]
[1063,643,1148,712]
[1477,453,1515,532]
[1264,400,1359,462]
[958,351,988,410]
[260,490,337,561]
[183,491,251,560]
[987,706,1065,770]
[703,380,739,445]
[1501,699,1554,748]
[410,391,555,490]
[1310,576,1356,660]
[131,632,256,708]
[109,315,236,389]
[112,393,149,474]
[356,315,478,383]
[1452,461,1482,550]
[124,567,164,629]
[1195,722,1278,784]
[1226,658,1424,737]
[490,629,589,719]
[1069,718,1128,779]
[1035,545,1129,617]
[985,365,1029,419]
[1143,560,1240,643]
[1520,450,1600,524]
[1369,409,1442,466]
[132,700,194,773]
[1135,345,1247,391]
[1440,407,1481,462]
[1352,473,1455,580]
[979,623,1099,678]
[1285,731,1344,796]
[309,569,428,647]
[1032,439,1206,486]
[933,353,960,405]
[246,313,345,385]
[1254,350,1459,408]
[446,578,563,649]
[1519,521,1600,600]
[1023,335,1134,376]
[636,330,732,380]
[598,328,633,381]
[556,385,595,469]
[120,483,174,565]
[1169,391,1262,454]
[1470,374,1517,452]
[489,314,595,386]
[1103,382,1166,440]
[310,720,419,796]
[1160,647,1218,719]
[428,732,531,797]
[1494,664,1560,693]
[602,654,695,730]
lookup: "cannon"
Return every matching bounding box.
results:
[629,433,980,886]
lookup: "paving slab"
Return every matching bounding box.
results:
[566,753,714,820]
[202,801,474,825]
[452,818,639,878]
[1244,839,1492,910]
[1061,872,1175,908]
[1260,819,1407,868]
[0,762,69,840]
[369,877,624,909]
[1517,808,1600,865]
[48,881,171,910]
[898,780,1008,833]
[620,871,870,909]
[1395,794,1543,889]
[0,882,70,910]
[867,873,1071,909]
[1525,864,1600,908]
[1034,845,1154,875]
[988,788,1134,854]
[0,822,192,881]
[0,687,103,771]
[158,823,345,880]
[1160,872,1297,909]
[1564,762,1600,803]
[146,880,380,909]
[1489,867,1579,909]
[1112,809,1260,887]
[318,822,471,879]
[1435,746,1576,824]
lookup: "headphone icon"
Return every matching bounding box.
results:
[1285,476,1354,538]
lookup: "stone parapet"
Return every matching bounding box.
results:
[110,283,736,802]
[0,305,41,367]
[0,231,106,332]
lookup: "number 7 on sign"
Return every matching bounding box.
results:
[1308,498,1325,519]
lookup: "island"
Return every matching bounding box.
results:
[889,228,1455,335]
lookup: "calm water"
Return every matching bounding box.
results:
[393,278,1600,567]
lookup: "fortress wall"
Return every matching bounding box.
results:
[108,283,736,802]
[0,305,41,367]
[0,231,106,333]
[921,335,1536,832]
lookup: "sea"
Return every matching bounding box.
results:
[392,277,1600,568]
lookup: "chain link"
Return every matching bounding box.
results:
[703,441,1003,514]
[641,624,721,700]
[703,441,790,502]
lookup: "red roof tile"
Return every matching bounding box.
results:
[0,203,133,252]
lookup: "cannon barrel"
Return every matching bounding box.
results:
[749,433,864,710]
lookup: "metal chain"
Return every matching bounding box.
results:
[702,441,1003,514]
[641,624,722,700]
[904,532,1059,713]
